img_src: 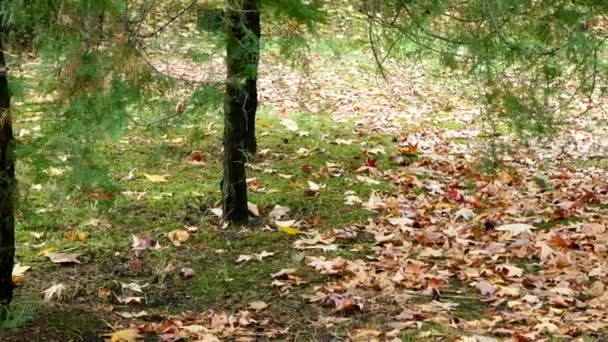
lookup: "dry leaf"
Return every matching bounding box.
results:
[495,223,536,234]
[115,311,148,318]
[181,267,196,278]
[269,205,290,220]
[476,280,495,296]
[120,282,147,293]
[41,283,66,301]
[167,229,190,247]
[44,252,82,264]
[248,301,269,311]
[247,202,260,216]
[12,263,31,285]
[108,328,142,342]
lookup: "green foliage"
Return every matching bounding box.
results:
[365,0,608,147]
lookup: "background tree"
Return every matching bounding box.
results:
[364,0,607,163]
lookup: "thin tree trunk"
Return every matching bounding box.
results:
[242,0,260,155]
[222,0,260,224]
[0,37,15,306]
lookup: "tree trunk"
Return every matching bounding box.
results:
[242,0,260,156]
[222,0,260,224]
[0,37,15,306]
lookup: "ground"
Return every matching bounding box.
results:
[2,6,608,342]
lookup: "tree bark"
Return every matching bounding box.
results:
[241,0,260,156]
[222,0,260,224]
[0,37,15,306]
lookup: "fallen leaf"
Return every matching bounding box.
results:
[248,301,269,311]
[120,282,147,293]
[108,328,142,342]
[236,255,253,263]
[115,311,148,318]
[269,205,290,220]
[12,263,31,285]
[66,230,87,242]
[247,202,260,216]
[278,226,301,235]
[167,229,190,247]
[497,264,524,277]
[181,267,196,278]
[41,283,66,301]
[281,118,299,132]
[30,232,44,239]
[209,207,223,218]
[143,173,168,183]
[44,252,82,264]
[476,280,495,296]
[495,223,536,234]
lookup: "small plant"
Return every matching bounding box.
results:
[533,174,552,192]
[0,298,40,331]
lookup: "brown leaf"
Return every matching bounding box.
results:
[476,280,495,296]
[248,301,269,311]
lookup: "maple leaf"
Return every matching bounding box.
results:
[41,283,66,301]
[107,329,142,342]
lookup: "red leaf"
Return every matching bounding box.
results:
[190,152,204,162]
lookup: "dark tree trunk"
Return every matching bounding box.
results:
[0,37,15,306]
[242,0,260,156]
[222,0,260,224]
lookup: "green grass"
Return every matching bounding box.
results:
[8,104,401,340]
[434,120,464,130]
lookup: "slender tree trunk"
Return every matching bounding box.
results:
[222,0,260,224]
[242,0,260,155]
[0,37,15,306]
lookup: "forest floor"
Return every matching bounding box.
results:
[3,9,608,342]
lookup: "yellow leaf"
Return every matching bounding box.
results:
[258,119,272,128]
[167,229,190,247]
[37,247,57,256]
[66,230,87,242]
[109,329,142,342]
[143,174,168,183]
[279,226,300,235]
